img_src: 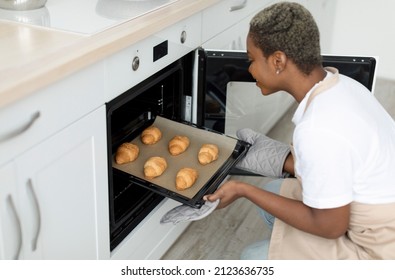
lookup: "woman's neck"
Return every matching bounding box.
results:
[286,66,327,102]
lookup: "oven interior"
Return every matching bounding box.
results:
[106,52,194,251]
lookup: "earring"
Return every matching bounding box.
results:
[276,69,280,75]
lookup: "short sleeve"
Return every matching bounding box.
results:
[293,126,355,208]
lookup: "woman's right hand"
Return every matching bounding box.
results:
[204,180,245,209]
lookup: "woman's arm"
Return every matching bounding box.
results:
[205,180,350,239]
[283,152,295,176]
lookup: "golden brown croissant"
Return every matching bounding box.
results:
[176,168,198,191]
[115,143,140,164]
[168,135,190,156]
[198,144,219,165]
[141,126,162,145]
[144,156,167,179]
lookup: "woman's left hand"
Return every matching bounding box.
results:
[204,180,245,209]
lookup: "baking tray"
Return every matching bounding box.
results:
[112,115,250,208]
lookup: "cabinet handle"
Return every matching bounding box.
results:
[229,0,247,12]
[0,111,40,143]
[6,195,22,260]
[27,179,41,252]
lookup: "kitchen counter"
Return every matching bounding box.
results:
[0,0,220,110]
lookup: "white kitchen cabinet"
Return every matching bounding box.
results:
[201,0,335,52]
[201,0,275,45]
[202,12,250,50]
[202,0,274,50]
[0,162,21,260]
[0,106,109,260]
[0,60,105,167]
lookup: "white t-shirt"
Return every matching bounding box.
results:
[292,70,395,209]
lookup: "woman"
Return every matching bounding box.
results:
[204,2,395,259]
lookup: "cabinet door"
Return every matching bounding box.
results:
[0,162,22,260]
[202,12,251,50]
[202,0,274,45]
[15,106,109,259]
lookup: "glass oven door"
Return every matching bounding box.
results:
[195,48,295,138]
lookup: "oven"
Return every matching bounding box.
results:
[106,50,187,249]
[105,31,377,256]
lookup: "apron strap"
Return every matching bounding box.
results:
[292,67,340,182]
[304,67,339,114]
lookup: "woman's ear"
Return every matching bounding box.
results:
[271,51,287,74]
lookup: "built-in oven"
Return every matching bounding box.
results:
[106,40,377,253]
[107,51,193,250]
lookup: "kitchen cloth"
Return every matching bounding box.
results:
[160,199,220,225]
[236,128,291,178]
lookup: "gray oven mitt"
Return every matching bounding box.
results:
[236,128,291,178]
[160,199,220,225]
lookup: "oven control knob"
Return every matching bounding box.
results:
[132,56,140,71]
[180,30,187,44]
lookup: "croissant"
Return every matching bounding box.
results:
[144,156,168,179]
[168,135,190,156]
[176,168,198,191]
[115,143,139,164]
[141,126,162,145]
[198,144,219,165]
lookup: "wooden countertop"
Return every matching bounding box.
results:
[0,0,220,109]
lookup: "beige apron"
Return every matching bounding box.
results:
[268,68,395,259]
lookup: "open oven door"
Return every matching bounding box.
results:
[195,48,295,137]
[195,48,377,138]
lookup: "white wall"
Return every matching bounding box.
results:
[329,0,395,80]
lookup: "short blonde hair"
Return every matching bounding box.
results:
[249,2,321,75]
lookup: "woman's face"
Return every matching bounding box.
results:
[246,34,278,95]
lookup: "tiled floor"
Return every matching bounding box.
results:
[162,78,395,260]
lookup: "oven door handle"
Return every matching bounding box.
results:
[229,0,247,12]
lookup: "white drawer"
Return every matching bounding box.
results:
[104,13,202,101]
[202,0,274,44]
[0,61,105,165]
